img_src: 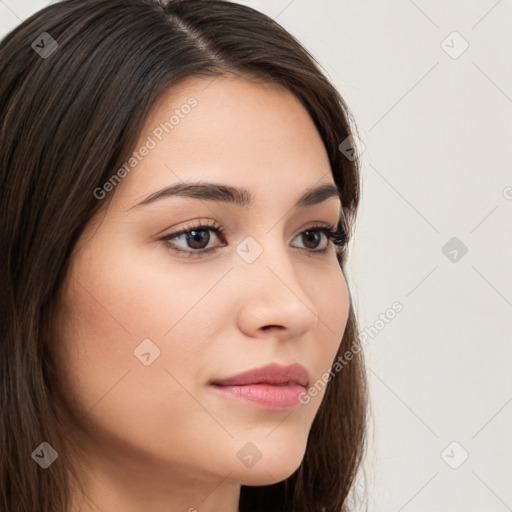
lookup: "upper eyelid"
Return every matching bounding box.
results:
[166,220,222,236]
[163,220,336,238]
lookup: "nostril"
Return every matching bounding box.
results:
[261,325,284,331]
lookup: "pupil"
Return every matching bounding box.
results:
[303,231,320,249]
[188,230,210,249]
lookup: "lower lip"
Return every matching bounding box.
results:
[210,383,306,411]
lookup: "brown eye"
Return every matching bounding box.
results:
[291,228,330,252]
[184,229,211,250]
[161,222,226,258]
[301,230,324,250]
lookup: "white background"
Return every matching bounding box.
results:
[1,1,511,510]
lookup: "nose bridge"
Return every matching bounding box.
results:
[234,229,319,334]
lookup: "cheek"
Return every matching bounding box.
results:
[299,266,350,405]
[50,254,227,471]
[50,234,229,433]
[59,230,217,344]
[314,265,350,351]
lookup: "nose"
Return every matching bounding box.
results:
[234,239,319,339]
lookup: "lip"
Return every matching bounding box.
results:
[209,363,309,411]
[210,363,309,387]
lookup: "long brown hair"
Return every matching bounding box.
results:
[0,1,368,510]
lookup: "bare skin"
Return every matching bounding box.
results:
[51,74,350,512]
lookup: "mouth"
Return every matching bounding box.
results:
[209,362,309,411]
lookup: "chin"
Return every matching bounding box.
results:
[233,445,306,487]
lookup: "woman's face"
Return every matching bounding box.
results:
[52,75,350,500]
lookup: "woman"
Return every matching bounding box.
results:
[0,0,368,510]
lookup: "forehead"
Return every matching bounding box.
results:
[111,74,334,209]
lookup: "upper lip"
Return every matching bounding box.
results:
[210,363,309,387]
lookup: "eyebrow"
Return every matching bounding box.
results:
[132,181,342,210]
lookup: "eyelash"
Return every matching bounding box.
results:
[160,220,348,259]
